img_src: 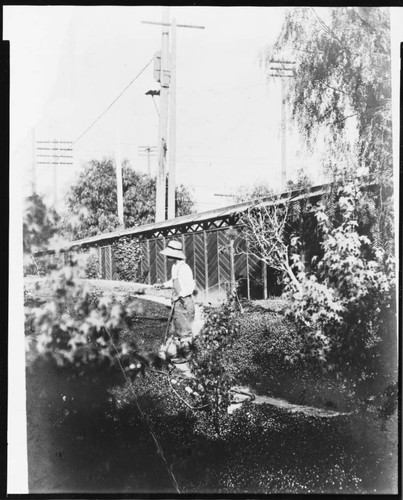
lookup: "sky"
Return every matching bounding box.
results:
[5,5,327,213]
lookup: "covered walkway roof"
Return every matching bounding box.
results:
[37,183,329,255]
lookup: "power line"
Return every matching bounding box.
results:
[73,56,154,145]
[36,166,52,179]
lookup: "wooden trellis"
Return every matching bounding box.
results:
[35,182,333,303]
[137,226,266,303]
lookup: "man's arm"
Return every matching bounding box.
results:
[154,278,173,289]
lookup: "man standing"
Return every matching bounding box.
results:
[154,240,195,362]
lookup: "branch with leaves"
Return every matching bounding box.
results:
[239,197,301,293]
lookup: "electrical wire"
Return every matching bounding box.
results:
[73,56,154,146]
[310,7,340,42]
[151,95,160,117]
[309,7,364,59]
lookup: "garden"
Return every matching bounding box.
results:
[24,184,398,494]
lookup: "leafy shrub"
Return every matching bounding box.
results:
[85,248,101,279]
[23,193,60,254]
[229,311,303,379]
[25,255,143,379]
[284,182,396,385]
[112,236,142,282]
[24,252,65,277]
[188,297,241,436]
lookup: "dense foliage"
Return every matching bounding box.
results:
[232,182,273,203]
[63,159,195,240]
[266,7,392,181]
[23,193,64,276]
[25,255,145,379]
[84,248,101,279]
[265,7,393,252]
[112,236,142,282]
[240,180,396,391]
[284,183,396,383]
[23,193,60,253]
[188,298,240,435]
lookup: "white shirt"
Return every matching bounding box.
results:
[163,260,195,298]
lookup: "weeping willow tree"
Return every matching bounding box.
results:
[263,7,394,254]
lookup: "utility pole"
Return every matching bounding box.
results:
[138,146,157,175]
[281,78,287,191]
[114,109,124,228]
[155,6,170,222]
[35,139,73,209]
[167,17,177,220]
[267,59,295,192]
[142,11,204,222]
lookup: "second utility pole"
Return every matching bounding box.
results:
[267,59,295,191]
[167,17,177,220]
[155,7,170,222]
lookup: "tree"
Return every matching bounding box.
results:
[23,193,64,276]
[23,193,60,254]
[239,196,299,291]
[265,7,391,178]
[286,168,313,192]
[63,158,195,240]
[232,181,273,203]
[240,180,396,385]
[264,7,393,250]
[285,183,396,384]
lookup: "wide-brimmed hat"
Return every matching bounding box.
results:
[160,240,186,260]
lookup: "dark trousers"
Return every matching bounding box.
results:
[171,295,195,337]
[168,296,195,356]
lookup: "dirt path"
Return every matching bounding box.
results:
[25,276,172,306]
[172,364,353,418]
[251,393,352,417]
[228,385,353,417]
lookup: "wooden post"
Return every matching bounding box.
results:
[167,18,177,220]
[217,230,221,302]
[181,233,185,257]
[146,239,151,284]
[246,242,250,301]
[162,236,167,281]
[262,262,268,299]
[98,247,102,278]
[229,238,235,294]
[204,230,209,302]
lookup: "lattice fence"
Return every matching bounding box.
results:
[96,227,268,303]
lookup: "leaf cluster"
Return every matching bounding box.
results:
[62,158,195,240]
[23,193,60,254]
[188,297,241,435]
[112,236,142,282]
[25,254,141,377]
[284,182,396,377]
[267,7,391,177]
